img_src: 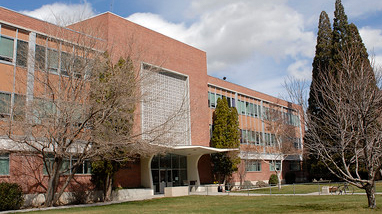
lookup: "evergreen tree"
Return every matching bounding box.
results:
[308,11,332,117]
[306,11,335,181]
[210,98,240,184]
[306,0,381,208]
[331,0,349,71]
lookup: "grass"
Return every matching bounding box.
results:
[29,195,382,214]
[232,182,382,195]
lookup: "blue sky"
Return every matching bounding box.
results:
[3,0,382,98]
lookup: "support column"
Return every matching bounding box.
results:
[141,155,154,189]
[187,154,202,190]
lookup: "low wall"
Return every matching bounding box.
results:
[164,186,189,197]
[24,190,103,207]
[112,188,154,201]
[23,188,153,207]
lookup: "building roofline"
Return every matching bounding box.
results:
[71,11,206,54]
[0,6,104,42]
[207,75,302,110]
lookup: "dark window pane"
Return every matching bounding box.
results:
[48,49,59,73]
[60,52,70,76]
[13,94,26,121]
[16,40,28,67]
[35,45,46,70]
[0,93,11,117]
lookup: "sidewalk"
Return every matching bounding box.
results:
[0,195,164,214]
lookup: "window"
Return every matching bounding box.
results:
[255,132,261,145]
[208,92,216,108]
[0,154,9,175]
[13,94,26,121]
[270,134,276,146]
[35,45,46,70]
[294,138,302,149]
[248,130,255,144]
[240,100,245,115]
[263,107,270,120]
[73,56,85,78]
[290,161,301,171]
[264,133,270,146]
[237,100,245,115]
[43,157,91,175]
[47,49,59,73]
[16,40,28,67]
[246,160,261,172]
[0,92,11,118]
[32,98,57,124]
[209,125,213,139]
[73,160,92,174]
[249,103,254,116]
[227,97,231,107]
[270,161,281,171]
[60,51,71,76]
[0,36,14,62]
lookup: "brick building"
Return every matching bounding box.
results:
[0,7,303,195]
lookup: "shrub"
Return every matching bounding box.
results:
[242,180,253,189]
[285,172,296,184]
[268,174,278,185]
[0,182,24,211]
[255,180,268,188]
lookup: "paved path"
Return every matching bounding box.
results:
[0,195,164,214]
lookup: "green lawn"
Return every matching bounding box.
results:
[232,182,382,195]
[30,195,382,214]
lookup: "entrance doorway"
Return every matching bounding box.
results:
[151,154,187,194]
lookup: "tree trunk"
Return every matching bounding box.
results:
[55,166,77,205]
[104,173,113,201]
[365,183,376,209]
[277,172,282,190]
[45,158,62,207]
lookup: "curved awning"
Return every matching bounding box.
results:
[169,145,238,156]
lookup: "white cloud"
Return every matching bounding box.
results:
[359,27,382,53]
[287,60,312,80]
[127,1,315,74]
[20,2,95,26]
[127,13,189,42]
[345,0,382,18]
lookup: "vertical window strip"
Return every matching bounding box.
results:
[0,35,14,62]
[0,92,11,117]
[0,154,10,175]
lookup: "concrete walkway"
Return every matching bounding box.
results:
[0,195,164,214]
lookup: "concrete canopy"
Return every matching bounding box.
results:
[169,145,237,156]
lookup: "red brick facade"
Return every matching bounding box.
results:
[0,7,304,193]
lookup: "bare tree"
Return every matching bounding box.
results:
[305,47,382,208]
[1,20,189,206]
[242,104,302,190]
[282,76,309,117]
[263,105,302,190]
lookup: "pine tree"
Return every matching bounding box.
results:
[306,0,381,208]
[211,98,230,148]
[332,0,349,71]
[210,98,240,184]
[308,11,332,117]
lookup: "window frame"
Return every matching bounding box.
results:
[0,153,10,175]
[246,160,261,172]
[0,35,14,63]
[16,39,28,67]
[0,92,11,118]
[269,160,281,171]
